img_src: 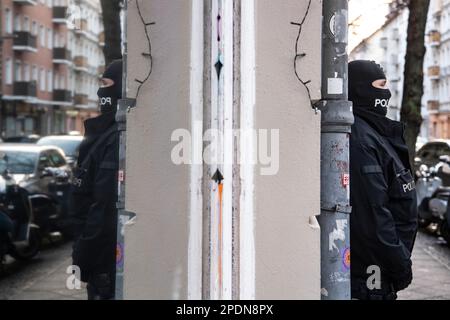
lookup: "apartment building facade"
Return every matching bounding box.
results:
[350,0,450,140]
[425,0,450,139]
[0,0,104,138]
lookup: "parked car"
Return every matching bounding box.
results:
[415,140,450,176]
[0,144,72,237]
[2,135,41,144]
[37,135,84,168]
[416,136,428,153]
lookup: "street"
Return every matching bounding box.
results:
[0,240,86,300]
[0,230,448,300]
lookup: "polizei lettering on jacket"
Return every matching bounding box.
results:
[403,180,416,193]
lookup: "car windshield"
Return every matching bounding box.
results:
[419,143,450,162]
[0,151,38,174]
[37,138,81,158]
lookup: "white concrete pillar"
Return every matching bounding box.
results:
[123,0,322,300]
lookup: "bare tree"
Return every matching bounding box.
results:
[400,0,431,165]
[100,0,123,66]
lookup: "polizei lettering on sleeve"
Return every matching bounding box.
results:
[403,180,416,193]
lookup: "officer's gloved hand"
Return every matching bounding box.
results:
[393,267,413,292]
[89,273,114,300]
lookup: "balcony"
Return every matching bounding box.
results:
[53,7,68,24]
[74,94,89,106]
[433,0,443,18]
[53,48,72,64]
[428,100,440,112]
[97,65,105,76]
[74,56,89,72]
[99,32,105,47]
[392,28,400,41]
[429,30,441,47]
[391,54,400,66]
[53,90,72,103]
[13,0,37,5]
[75,19,88,35]
[428,66,441,80]
[380,37,388,50]
[13,81,37,97]
[13,31,37,52]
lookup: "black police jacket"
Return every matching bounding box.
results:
[69,111,119,282]
[350,109,418,292]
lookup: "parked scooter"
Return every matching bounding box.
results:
[416,155,450,245]
[0,170,41,266]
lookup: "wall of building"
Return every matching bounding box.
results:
[123,0,192,300]
[0,0,103,137]
[252,0,321,299]
[123,0,322,300]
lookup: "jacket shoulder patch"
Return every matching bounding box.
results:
[362,165,383,174]
[100,161,118,170]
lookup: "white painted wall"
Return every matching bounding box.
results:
[123,0,322,300]
[252,0,321,300]
[123,0,192,300]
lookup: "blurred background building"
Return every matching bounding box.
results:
[350,0,450,141]
[0,0,104,138]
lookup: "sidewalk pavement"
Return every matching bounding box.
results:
[398,231,450,300]
[3,231,449,300]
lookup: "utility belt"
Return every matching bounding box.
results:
[352,277,398,301]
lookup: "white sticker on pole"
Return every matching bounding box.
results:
[328,77,343,95]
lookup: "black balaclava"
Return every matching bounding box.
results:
[97,59,123,114]
[349,60,392,117]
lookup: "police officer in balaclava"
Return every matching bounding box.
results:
[70,59,122,300]
[349,60,418,300]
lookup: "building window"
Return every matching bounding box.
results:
[47,71,53,92]
[68,74,73,91]
[5,8,13,34]
[23,16,30,32]
[39,25,45,47]
[53,73,59,90]
[32,65,38,82]
[24,63,30,81]
[60,34,66,47]
[5,59,13,85]
[40,68,46,91]
[47,28,53,49]
[60,75,65,89]
[14,15,21,32]
[15,62,22,82]
[53,32,59,47]
[32,21,38,35]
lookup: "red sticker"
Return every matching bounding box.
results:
[341,174,350,187]
[118,170,125,182]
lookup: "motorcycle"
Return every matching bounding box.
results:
[0,170,41,266]
[415,155,450,245]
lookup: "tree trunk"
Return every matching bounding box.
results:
[100,0,123,66]
[400,0,430,167]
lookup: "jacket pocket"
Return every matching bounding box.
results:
[389,169,416,200]
[71,163,93,195]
